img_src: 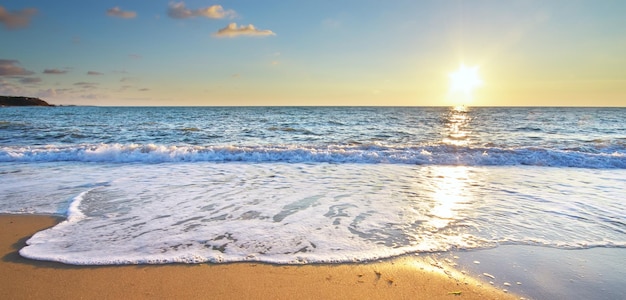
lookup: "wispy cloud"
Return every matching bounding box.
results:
[0,6,37,30]
[74,82,98,89]
[19,77,42,84]
[107,7,137,19]
[129,54,142,60]
[43,68,68,74]
[167,2,235,19]
[0,59,33,76]
[79,94,101,100]
[321,18,341,29]
[0,78,22,95]
[37,88,58,98]
[87,71,104,75]
[213,23,275,38]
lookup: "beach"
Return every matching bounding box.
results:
[450,245,626,299]
[1,214,516,299]
[1,106,624,299]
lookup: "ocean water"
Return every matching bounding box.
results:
[0,106,624,265]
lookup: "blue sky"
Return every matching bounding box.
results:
[1,1,625,106]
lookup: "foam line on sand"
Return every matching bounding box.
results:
[0,214,516,299]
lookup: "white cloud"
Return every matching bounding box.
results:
[213,23,275,38]
[107,7,137,19]
[87,71,104,75]
[0,6,37,30]
[0,59,33,76]
[168,2,235,19]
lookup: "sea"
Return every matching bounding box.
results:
[1,106,624,268]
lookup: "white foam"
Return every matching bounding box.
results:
[13,163,626,265]
[1,143,624,168]
[66,191,87,222]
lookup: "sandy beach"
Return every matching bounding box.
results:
[0,214,515,299]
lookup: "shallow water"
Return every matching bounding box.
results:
[1,106,624,265]
[450,246,626,300]
[0,162,622,265]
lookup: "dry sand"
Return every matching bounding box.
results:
[1,214,516,299]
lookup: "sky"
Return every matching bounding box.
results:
[1,0,625,106]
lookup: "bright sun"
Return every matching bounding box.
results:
[448,64,483,102]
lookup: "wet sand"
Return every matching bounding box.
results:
[448,245,626,299]
[0,214,515,299]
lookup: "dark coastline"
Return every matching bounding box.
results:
[0,96,53,107]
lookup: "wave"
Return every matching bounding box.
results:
[1,143,624,168]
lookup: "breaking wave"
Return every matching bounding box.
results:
[1,143,624,168]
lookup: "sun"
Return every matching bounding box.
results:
[448,64,483,102]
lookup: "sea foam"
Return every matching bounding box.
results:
[1,143,624,168]
[14,163,626,265]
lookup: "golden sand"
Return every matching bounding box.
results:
[0,214,515,299]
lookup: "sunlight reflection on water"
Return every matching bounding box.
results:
[429,166,471,230]
[442,106,473,147]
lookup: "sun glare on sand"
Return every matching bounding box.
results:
[448,64,483,105]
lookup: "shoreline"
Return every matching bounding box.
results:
[1,214,516,299]
[448,244,626,300]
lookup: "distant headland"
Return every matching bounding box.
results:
[0,96,53,107]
